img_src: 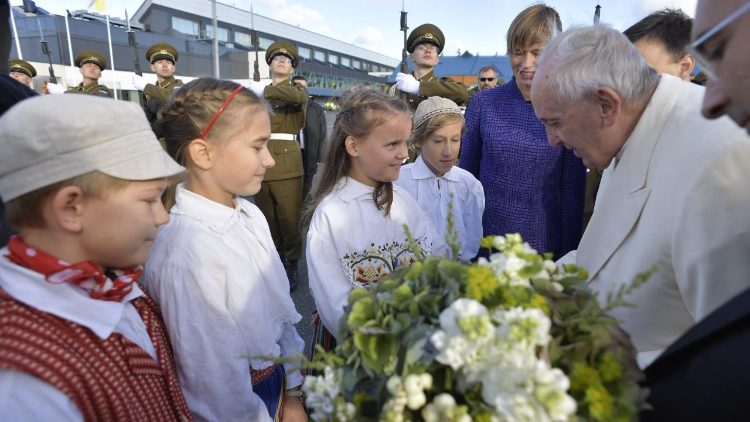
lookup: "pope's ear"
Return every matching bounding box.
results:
[596,86,622,129]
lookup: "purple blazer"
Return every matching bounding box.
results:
[459,79,586,259]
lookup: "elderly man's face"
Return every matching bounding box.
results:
[531,72,615,169]
[694,0,750,132]
[478,70,498,91]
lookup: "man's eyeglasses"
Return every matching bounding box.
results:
[479,77,495,82]
[689,2,750,79]
[272,56,292,64]
[415,44,438,53]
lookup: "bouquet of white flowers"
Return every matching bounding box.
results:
[304,233,646,422]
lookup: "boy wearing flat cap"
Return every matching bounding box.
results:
[57,50,111,97]
[392,23,467,112]
[247,39,307,290]
[0,94,191,420]
[8,59,35,87]
[133,43,184,124]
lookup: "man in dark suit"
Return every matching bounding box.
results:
[292,75,327,200]
[642,1,750,419]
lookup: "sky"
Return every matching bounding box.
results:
[13,0,699,60]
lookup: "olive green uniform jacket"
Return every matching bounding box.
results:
[143,76,184,124]
[390,70,467,112]
[66,82,112,98]
[264,79,307,181]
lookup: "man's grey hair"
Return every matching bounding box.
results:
[537,25,658,103]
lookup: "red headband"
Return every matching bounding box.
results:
[199,84,244,140]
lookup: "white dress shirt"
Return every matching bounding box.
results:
[0,254,155,422]
[144,184,304,422]
[396,156,485,261]
[306,177,439,338]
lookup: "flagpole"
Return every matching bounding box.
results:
[212,0,219,78]
[9,5,23,59]
[105,13,118,99]
[64,14,75,67]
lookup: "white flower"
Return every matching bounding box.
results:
[304,366,342,419]
[422,393,473,422]
[533,365,576,421]
[493,307,551,351]
[432,299,494,370]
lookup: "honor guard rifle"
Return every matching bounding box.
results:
[37,21,57,83]
[399,1,408,74]
[126,9,147,107]
[250,2,261,82]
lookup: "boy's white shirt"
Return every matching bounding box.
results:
[306,177,441,338]
[143,184,304,422]
[0,253,156,422]
[395,155,485,261]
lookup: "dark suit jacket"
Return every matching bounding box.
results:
[302,101,327,177]
[642,286,750,421]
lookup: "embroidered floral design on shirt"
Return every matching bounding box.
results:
[341,236,430,288]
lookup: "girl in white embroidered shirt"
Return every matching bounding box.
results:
[302,90,439,347]
[143,78,307,422]
[395,97,485,261]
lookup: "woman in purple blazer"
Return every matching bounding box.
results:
[459,4,586,259]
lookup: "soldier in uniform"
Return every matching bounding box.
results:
[8,59,35,86]
[64,51,111,97]
[247,39,307,290]
[133,43,183,125]
[392,23,467,112]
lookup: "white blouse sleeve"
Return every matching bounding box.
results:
[278,322,305,388]
[306,209,353,340]
[461,177,486,260]
[146,240,273,422]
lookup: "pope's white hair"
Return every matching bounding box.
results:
[536,25,659,103]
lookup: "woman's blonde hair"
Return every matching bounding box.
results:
[506,3,562,53]
[301,89,409,232]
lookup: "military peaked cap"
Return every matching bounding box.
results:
[146,43,178,64]
[75,50,107,70]
[407,23,445,54]
[9,59,36,77]
[265,39,299,68]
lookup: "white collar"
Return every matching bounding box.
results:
[335,177,377,203]
[411,155,459,182]
[0,251,143,339]
[614,74,681,192]
[171,183,255,233]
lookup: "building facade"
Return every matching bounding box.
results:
[9,0,399,98]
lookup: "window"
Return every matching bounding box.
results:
[206,24,229,42]
[172,16,199,36]
[328,53,339,65]
[352,59,361,69]
[313,50,325,62]
[298,46,311,59]
[259,37,273,49]
[341,56,351,67]
[235,31,251,47]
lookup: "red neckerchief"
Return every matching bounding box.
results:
[5,235,142,302]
